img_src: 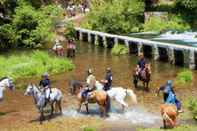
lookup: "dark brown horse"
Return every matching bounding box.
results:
[133,64,151,91]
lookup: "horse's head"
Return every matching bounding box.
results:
[25,84,36,96]
[0,77,15,91]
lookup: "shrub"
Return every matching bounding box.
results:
[64,21,76,39]
[111,44,128,55]
[83,127,97,131]
[0,51,74,80]
[186,98,197,120]
[81,0,145,34]
[143,15,191,32]
[176,70,193,85]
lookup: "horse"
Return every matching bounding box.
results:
[72,80,137,113]
[76,89,110,117]
[0,77,14,101]
[25,84,63,124]
[69,80,84,95]
[160,104,178,129]
[133,64,151,91]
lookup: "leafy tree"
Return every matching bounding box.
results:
[82,0,145,34]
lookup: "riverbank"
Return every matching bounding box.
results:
[0,50,74,81]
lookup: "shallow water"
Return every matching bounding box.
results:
[0,40,197,129]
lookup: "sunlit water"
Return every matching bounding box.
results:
[130,31,197,47]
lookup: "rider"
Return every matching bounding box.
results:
[158,80,182,113]
[39,72,51,101]
[137,53,146,76]
[82,69,96,104]
[102,68,112,91]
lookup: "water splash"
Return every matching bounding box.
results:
[62,105,161,126]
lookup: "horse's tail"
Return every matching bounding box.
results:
[126,89,137,105]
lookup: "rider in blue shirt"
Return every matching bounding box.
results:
[39,72,51,100]
[137,53,146,75]
[103,68,112,91]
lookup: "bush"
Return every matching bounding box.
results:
[143,15,191,32]
[64,21,76,39]
[111,44,128,55]
[186,98,197,120]
[0,51,74,80]
[0,1,64,50]
[81,0,145,34]
[83,127,97,131]
[176,70,193,85]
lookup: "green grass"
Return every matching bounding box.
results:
[138,125,197,131]
[111,44,128,55]
[83,127,97,131]
[0,50,74,80]
[185,98,197,120]
[175,70,193,85]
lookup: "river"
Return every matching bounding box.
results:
[0,40,196,130]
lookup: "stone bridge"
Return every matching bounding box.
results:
[75,27,197,69]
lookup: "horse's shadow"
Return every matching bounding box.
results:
[0,110,17,116]
[29,112,62,123]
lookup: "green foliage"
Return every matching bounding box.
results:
[111,44,128,55]
[176,70,193,85]
[83,127,97,131]
[0,1,64,49]
[81,0,145,34]
[0,51,74,80]
[143,15,191,32]
[64,21,76,39]
[186,98,197,120]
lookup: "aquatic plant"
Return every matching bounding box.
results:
[111,44,129,55]
[0,51,74,80]
[175,70,193,85]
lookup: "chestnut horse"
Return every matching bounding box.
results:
[76,89,110,117]
[160,104,178,129]
[133,64,151,91]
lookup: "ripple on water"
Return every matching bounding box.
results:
[62,105,161,126]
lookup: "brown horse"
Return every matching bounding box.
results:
[133,64,151,91]
[160,104,178,129]
[77,90,110,117]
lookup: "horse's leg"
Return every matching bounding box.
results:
[58,100,62,114]
[40,108,44,124]
[163,119,167,129]
[85,104,89,114]
[77,101,82,112]
[50,102,54,119]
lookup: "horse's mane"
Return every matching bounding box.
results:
[0,77,8,82]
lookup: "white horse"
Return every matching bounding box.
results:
[95,81,137,111]
[25,84,63,124]
[0,77,14,101]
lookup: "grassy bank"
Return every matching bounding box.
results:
[138,125,197,131]
[0,51,74,79]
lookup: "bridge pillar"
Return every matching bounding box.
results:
[168,47,175,64]
[95,35,99,45]
[189,49,195,69]
[114,38,118,45]
[88,33,91,43]
[103,36,107,47]
[124,40,129,47]
[137,42,143,56]
[153,45,159,60]
[79,31,83,41]
[183,49,190,67]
